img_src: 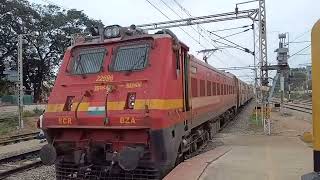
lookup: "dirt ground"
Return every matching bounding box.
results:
[270,108,312,137]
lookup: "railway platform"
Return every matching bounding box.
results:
[200,134,312,180]
[164,134,312,180]
[164,101,313,180]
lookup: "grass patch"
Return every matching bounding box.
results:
[249,113,263,126]
[0,117,18,135]
[33,107,44,115]
[23,110,35,117]
[23,108,44,117]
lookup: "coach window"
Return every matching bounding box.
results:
[212,82,216,96]
[221,84,223,95]
[220,84,224,95]
[191,78,198,97]
[207,81,211,96]
[70,48,106,74]
[225,84,227,95]
[110,43,150,72]
[200,80,205,97]
[227,85,229,95]
[222,84,224,95]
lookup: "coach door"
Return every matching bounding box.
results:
[182,51,191,112]
[181,49,191,131]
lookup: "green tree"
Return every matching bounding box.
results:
[0,0,103,102]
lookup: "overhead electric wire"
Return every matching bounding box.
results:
[151,0,229,67]
[171,0,253,80]
[289,40,311,44]
[289,44,311,59]
[212,28,251,42]
[172,0,254,55]
[155,0,251,78]
[158,0,219,49]
[171,0,224,48]
[207,30,253,54]
[165,0,249,70]
[158,0,246,69]
[290,30,311,43]
[171,0,250,55]
[208,25,252,33]
[145,0,207,49]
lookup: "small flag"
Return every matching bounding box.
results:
[88,106,105,115]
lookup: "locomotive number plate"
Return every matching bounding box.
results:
[119,117,136,124]
[96,75,113,82]
[58,117,73,125]
[126,82,142,89]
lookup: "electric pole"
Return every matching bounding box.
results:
[17,34,24,129]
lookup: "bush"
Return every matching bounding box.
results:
[23,110,35,117]
[33,107,44,115]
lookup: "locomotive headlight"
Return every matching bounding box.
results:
[104,25,121,39]
[104,28,113,38]
[111,26,120,37]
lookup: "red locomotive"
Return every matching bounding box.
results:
[40,25,253,179]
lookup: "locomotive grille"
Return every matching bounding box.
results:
[55,151,159,180]
[55,162,160,180]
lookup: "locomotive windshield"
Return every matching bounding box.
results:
[110,44,150,72]
[70,48,106,74]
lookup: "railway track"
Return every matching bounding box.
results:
[283,104,312,114]
[0,132,39,146]
[0,150,42,179]
[272,100,312,114]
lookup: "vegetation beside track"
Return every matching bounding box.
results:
[0,107,44,136]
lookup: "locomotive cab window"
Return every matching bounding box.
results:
[110,44,150,71]
[70,48,106,74]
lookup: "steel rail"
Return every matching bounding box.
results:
[0,149,42,179]
[0,132,39,146]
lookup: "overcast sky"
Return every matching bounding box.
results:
[29,0,319,83]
